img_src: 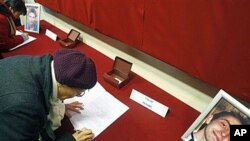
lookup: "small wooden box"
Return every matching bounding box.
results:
[59,29,80,48]
[104,57,133,89]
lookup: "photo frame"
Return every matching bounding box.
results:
[181,89,250,141]
[24,3,41,33]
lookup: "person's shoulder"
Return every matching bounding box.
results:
[0,13,7,20]
[0,13,8,25]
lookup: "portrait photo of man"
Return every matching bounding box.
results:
[186,111,248,141]
[182,90,250,141]
[24,4,40,33]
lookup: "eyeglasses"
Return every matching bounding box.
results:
[75,89,87,97]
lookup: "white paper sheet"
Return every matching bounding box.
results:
[130,89,169,117]
[45,29,57,41]
[64,82,129,138]
[9,30,36,51]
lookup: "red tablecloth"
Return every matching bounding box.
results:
[3,21,199,141]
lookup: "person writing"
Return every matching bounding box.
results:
[0,0,28,59]
[186,111,249,141]
[26,7,38,31]
[0,49,97,141]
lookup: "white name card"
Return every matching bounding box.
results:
[130,89,169,117]
[45,29,57,41]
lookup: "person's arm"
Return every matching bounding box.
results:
[0,15,24,51]
[0,103,43,140]
[54,102,94,141]
[0,101,77,141]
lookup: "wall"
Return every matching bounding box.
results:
[26,1,249,111]
[34,0,250,103]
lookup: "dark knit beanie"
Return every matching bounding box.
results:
[54,49,97,89]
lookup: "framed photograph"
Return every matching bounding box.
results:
[181,89,250,141]
[24,3,41,33]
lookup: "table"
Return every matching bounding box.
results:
[3,20,199,141]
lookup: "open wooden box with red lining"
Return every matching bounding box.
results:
[59,29,80,48]
[104,57,133,89]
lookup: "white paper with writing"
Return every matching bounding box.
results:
[130,89,169,117]
[45,29,57,41]
[9,30,36,51]
[64,82,129,138]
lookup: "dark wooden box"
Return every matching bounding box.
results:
[104,57,133,89]
[59,29,80,48]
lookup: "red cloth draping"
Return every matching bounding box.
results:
[142,0,250,102]
[35,0,250,102]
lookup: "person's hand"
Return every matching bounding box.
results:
[21,32,29,41]
[73,128,94,141]
[65,101,84,118]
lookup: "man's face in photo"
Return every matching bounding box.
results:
[204,115,241,141]
[28,9,37,25]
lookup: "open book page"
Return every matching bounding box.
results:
[64,82,129,138]
[9,30,36,51]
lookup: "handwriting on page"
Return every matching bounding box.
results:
[10,30,36,51]
[64,82,129,138]
[130,89,169,117]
